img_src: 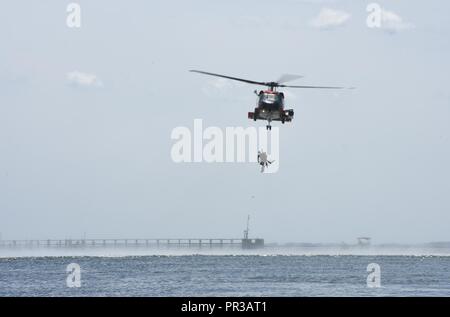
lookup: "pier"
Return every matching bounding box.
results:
[0,217,264,250]
[0,238,264,250]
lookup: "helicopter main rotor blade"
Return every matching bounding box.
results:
[190,70,354,90]
[279,84,350,89]
[276,74,303,84]
[190,70,270,87]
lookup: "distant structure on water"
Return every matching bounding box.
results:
[242,215,264,249]
[357,237,372,247]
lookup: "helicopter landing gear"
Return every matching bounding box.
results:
[266,120,272,130]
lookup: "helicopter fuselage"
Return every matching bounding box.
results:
[248,90,294,130]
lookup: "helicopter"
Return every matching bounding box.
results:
[190,70,349,130]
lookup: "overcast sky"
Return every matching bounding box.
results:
[1,0,449,244]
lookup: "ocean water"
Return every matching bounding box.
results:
[1,254,450,296]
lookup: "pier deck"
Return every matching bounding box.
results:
[0,238,264,249]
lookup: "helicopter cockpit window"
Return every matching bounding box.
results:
[262,94,279,103]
